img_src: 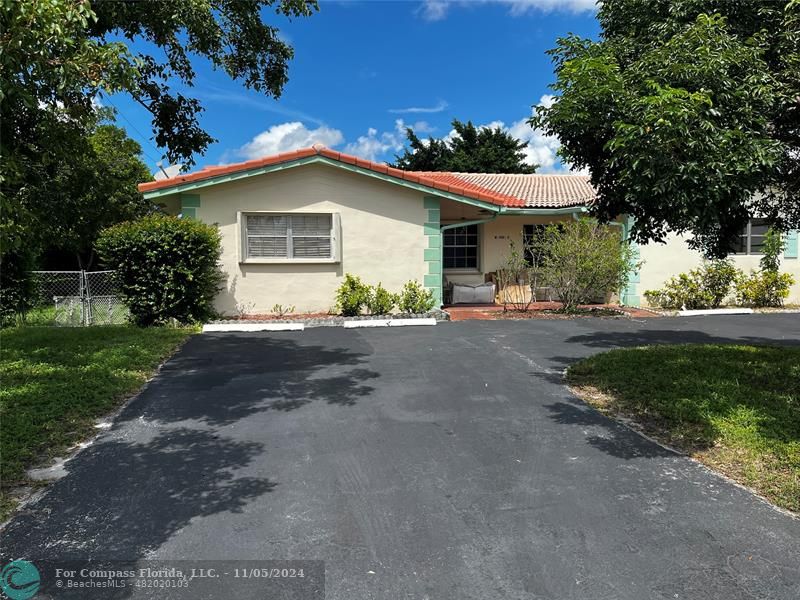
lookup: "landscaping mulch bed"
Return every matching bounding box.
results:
[446,303,657,321]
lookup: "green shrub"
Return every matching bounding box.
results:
[759,228,784,273]
[397,280,436,314]
[644,260,739,310]
[700,259,740,307]
[732,227,795,307]
[643,272,711,310]
[365,283,396,315]
[735,271,794,307]
[95,214,223,326]
[0,248,37,326]
[643,287,686,310]
[532,218,636,311]
[335,274,371,316]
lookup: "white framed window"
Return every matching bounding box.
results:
[732,218,769,255]
[240,213,340,263]
[443,224,479,270]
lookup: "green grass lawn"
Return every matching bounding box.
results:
[0,325,194,519]
[567,344,800,513]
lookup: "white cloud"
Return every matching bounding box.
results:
[538,93,556,109]
[236,122,344,159]
[416,0,450,21]
[505,0,598,16]
[408,120,435,134]
[226,108,585,173]
[344,119,432,162]
[388,100,449,114]
[507,116,563,172]
[417,0,597,21]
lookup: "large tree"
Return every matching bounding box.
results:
[532,0,800,257]
[393,119,537,173]
[40,121,154,269]
[0,0,317,253]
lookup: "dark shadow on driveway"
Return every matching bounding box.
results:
[544,400,677,460]
[121,333,380,425]
[1,428,276,564]
[562,328,800,351]
[1,333,379,570]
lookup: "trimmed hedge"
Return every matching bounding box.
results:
[96,215,222,326]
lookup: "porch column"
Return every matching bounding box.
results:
[621,215,641,307]
[422,196,442,306]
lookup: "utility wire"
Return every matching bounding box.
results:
[102,94,163,164]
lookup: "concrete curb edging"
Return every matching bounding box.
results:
[203,317,439,332]
[343,318,437,329]
[203,323,305,333]
[678,308,754,317]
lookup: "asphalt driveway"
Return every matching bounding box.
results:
[3,314,800,599]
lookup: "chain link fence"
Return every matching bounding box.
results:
[29,271,129,326]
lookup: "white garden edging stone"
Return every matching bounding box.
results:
[678,308,754,317]
[343,318,437,329]
[203,323,305,332]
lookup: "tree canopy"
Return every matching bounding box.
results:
[532,0,800,257]
[42,121,154,269]
[0,0,317,253]
[392,119,537,173]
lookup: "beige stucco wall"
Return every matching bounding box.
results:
[638,233,800,306]
[164,163,430,314]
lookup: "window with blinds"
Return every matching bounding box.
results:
[244,214,334,260]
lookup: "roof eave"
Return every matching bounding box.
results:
[141,154,512,213]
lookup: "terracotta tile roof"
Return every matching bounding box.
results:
[413,172,594,208]
[139,145,594,209]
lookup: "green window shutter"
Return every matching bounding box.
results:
[785,230,798,259]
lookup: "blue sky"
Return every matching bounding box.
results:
[105,0,600,174]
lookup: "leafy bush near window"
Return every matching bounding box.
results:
[397,280,436,314]
[644,259,739,310]
[528,218,637,312]
[734,229,795,307]
[335,274,371,316]
[95,215,223,326]
[734,271,794,307]
[645,230,795,310]
[365,283,397,315]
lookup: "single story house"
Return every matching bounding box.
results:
[139,144,800,313]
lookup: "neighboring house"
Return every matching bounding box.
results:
[139,144,800,313]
